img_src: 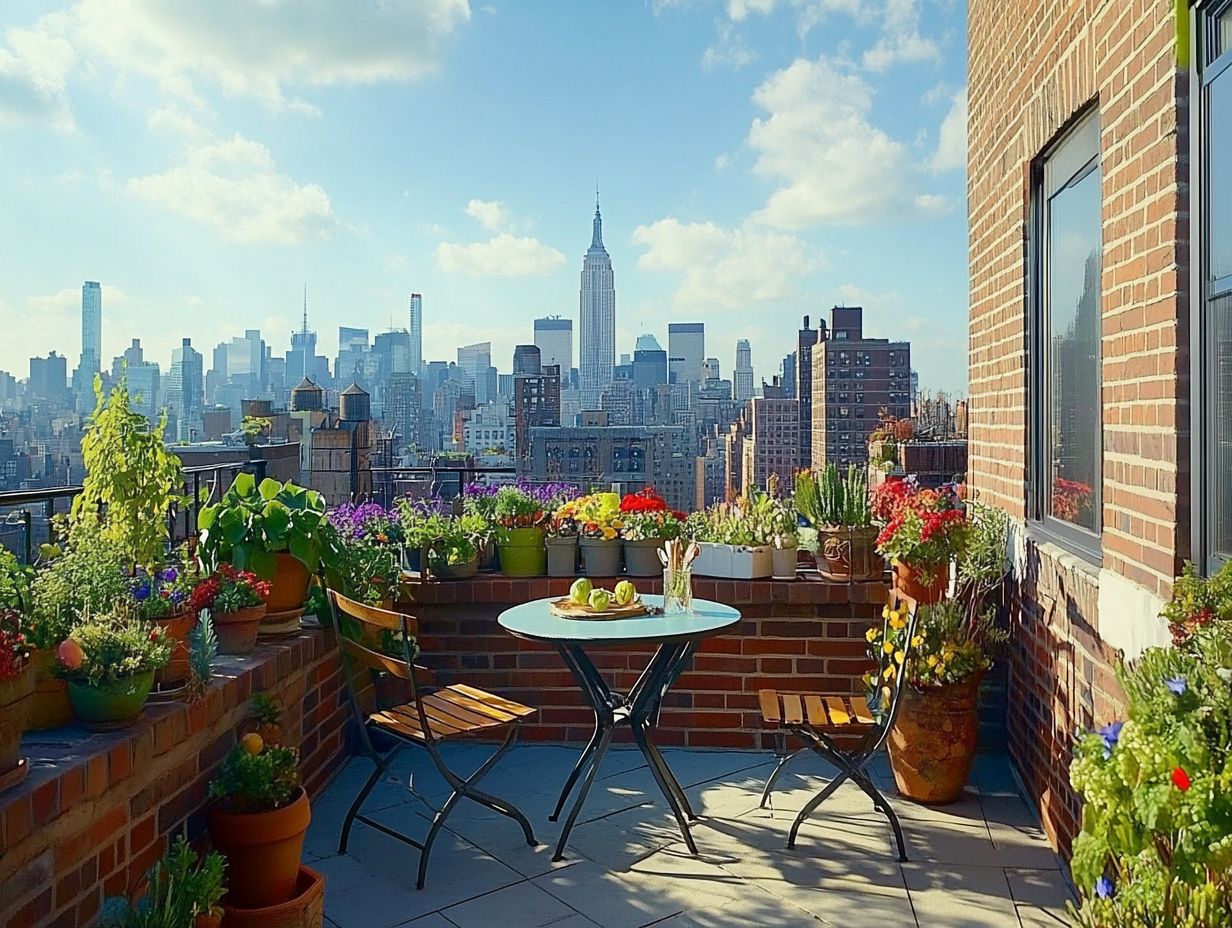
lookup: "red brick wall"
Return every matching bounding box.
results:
[0,632,349,928]
[408,575,888,750]
[967,0,1189,855]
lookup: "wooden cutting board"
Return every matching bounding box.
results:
[549,596,649,620]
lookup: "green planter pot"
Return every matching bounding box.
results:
[67,671,156,731]
[497,526,547,577]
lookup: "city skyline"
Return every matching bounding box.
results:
[0,2,968,393]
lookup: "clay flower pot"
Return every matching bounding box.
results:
[214,605,266,655]
[887,674,982,804]
[0,664,34,773]
[67,670,156,731]
[27,647,72,731]
[152,609,198,687]
[266,553,312,615]
[892,560,947,605]
[209,787,311,909]
[816,525,884,581]
[221,865,324,928]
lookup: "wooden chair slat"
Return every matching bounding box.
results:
[379,703,474,738]
[434,686,524,722]
[850,695,875,725]
[420,695,504,732]
[822,696,851,727]
[803,694,828,727]
[448,683,534,717]
[371,708,428,741]
[330,589,418,635]
[781,694,804,725]
[758,689,781,723]
[340,637,411,681]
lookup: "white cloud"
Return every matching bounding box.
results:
[436,200,563,276]
[746,56,947,227]
[128,135,335,244]
[67,0,471,109]
[632,217,818,309]
[930,88,967,173]
[861,0,941,71]
[702,21,755,70]
[465,199,511,233]
[0,22,76,130]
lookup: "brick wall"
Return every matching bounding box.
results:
[407,575,889,750]
[0,632,349,928]
[967,0,1189,855]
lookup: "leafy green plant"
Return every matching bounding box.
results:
[28,524,131,649]
[795,464,874,528]
[209,742,300,814]
[56,612,172,686]
[1160,561,1232,647]
[427,513,489,570]
[73,376,185,572]
[866,599,1006,691]
[240,415,272,447]
[492,485,547,529]
[0,546,33,613]
[100,835,226,928]
[197,474,333,579]
[186,610,217,702]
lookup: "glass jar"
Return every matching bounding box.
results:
[663,567,693,615]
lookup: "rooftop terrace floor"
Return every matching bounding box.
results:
[307,743,1075,928]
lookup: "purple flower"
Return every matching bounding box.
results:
[169,590,187,605]
[1165,677,1187,696]
[160,567,178,583]
[1095,876,1114,900]
[132,582,151,602]
[1098,721,1123,760]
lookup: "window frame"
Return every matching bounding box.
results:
[1193,0,1232,573]
[1028,106,1104,565]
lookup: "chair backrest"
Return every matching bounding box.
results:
[328,589,436,746]
[869,588,921,746]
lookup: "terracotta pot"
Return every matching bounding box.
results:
[209,788,311,909]
[27,648,72,730]
[0,665,34,772]
[622,539,663,577]
[152,609,198,686]
[195,914,223,928]
[816,525,884,581]
[265,553,311,614]
[892,560,947,604]
[221,865,324,928]
[887,674,982,804]
[215,605,266,655]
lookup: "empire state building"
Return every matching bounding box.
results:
[579,194,615,408]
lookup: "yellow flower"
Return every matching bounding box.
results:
[882,606,892,620]
[882,641,894,655]
[889,612,906,630]
[895,650,905,665]
[882,665,896,680]
[926,655,939,667]
[911,636,924,648]
[862,672,876,687]
[935,663,947,677]
[866,628,879,643]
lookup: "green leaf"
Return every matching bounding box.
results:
[220,508,249,546]
[262,500,291,539]
[231,471,256,498]
[289,535,318,572]
[258,477,282,502]
[248,548,278,580]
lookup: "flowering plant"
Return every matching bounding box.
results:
[330,502,403,546]
[865,599,1004,690]
[491,485,548,529]
[190,564,271,616]
[0,609,30,682]
[427,514,490,570]
[1068,624,1232,927]
[556,493,623,540]
[0,546,33,613]
[55,612,172,686]
[1160,561,1232,648]
[620,487,669,514]
[684,495,772,547]
[873,479,969,570]
[1052,476,1094,525]
[130,559,197,620]
[27,524,131,649]
[621,510,684,543]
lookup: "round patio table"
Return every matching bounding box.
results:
[498,595,741,862]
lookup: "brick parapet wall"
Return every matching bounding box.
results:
[406,575,890,750]
[0,632,349,928]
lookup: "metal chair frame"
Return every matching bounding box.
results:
[329,590,538,889]
[760,589,921,861]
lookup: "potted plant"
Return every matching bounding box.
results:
[428,514,488,580]
[684,495,774,579]
[461,483,501,570]
[208,734,311,911]
[100,835,227,928]
[872,478,969,603]
[190,565,271,655]
[558,492,624,577]
[130,557,198,689]
[1067,566,1232,927]
[545,514,579,577]
[869,503,1009,803]
[619,488,684,577]
[796,463,881,581]
[197,474,333,623]
[329,502,404,603]
[493,485,548,576]
[761,478,799,580]
[397,497,453,575]
[56,613,172,729]
[0,609,32,787]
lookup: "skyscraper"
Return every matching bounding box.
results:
[797,315,823,468]
[80,281,102,376]
[579,194,615,408]
[668,322,705,388]
[408,293,423,376]
[167,338,203,441]
[534,316,572,374]
[457,342,495,404]
[734,339,754,402]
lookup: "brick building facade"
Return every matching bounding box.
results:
[967,0,1230,854]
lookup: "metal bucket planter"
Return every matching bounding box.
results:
[546,536,578,577]
[579,537,622,577]
[67,670,156,731]
[622,539,663,577]
[815,525,884,581]
[887,674,982,804]
[498,527,547,577]
[0,666,34,773]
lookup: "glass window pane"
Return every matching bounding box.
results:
[1213,294,1232,562]
[1218,6,1232,58]
[1046,165,1102,532]
[1211,72,1232,282]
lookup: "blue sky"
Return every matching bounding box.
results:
[0,0,969,393]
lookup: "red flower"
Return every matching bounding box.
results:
[1171,767,1191,791]
[620,487,668,513]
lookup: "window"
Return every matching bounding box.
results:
[1031,108,1103,557]
[1199,1,1232,568]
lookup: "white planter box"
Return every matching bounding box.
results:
[692,542,774,579]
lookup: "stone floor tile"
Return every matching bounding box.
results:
[902,862,1021,928]
[1015,903,1075,927]
[532,860,693,928]
[400,916,456,928]
[1005,868,1076,911]
[441,881,580,928]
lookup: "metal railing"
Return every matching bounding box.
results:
[0,459,268,565]
[370,466,517,508]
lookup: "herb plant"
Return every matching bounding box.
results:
[795,464,873,528]
[100,835,226,928]
[209,742,301,814]
[28,525,131,649]
[56,613,172,686]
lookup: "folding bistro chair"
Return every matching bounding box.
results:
[329,590,540,889]
[758,589,920,861]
